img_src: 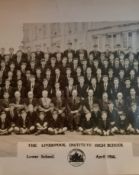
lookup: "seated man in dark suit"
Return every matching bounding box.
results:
[0,110,10,135]
[48,110,67,135]
[78,112,94,135]
[128,103,139,134]
[117,112,131,135]
[0,92,11,112]
[17,108,33,134]
[83,89,97,114]
[35,111,48,135]
[108,101,119,135]
[67,89,81,131]
[7,103,19,134]
[98,111,110,136]
[26,104,37,133]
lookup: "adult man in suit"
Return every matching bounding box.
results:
[104,44,112,58]
[15,50,27,68]
[1,79,14,99]
[27,75,39,98]
[77,76,88,99]
[89,44,101,60]
[11,91,25,113]
[114,44,125,58]
[98,111,111,136]
[48,110,67,135]
[24,91,38,111]
[76,42,88,59]
[110,77,122,100]
[0,48,5,61]
[83,89,97,113]
[100,75,111,98]
[67,89,81,131]
[14,80,26,99]
[9,47,16,62]
[64,42,75,57]
[0,110,10,135]
[35,45,44,64]
[53,67,64,89]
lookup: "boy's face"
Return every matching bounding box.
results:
[56,91,61,98]
[42,91,48,98]
[55,69,60,74]
[108,70,113,76]
[55,83,60,89]
[125,80,131,86]
[21,64,26,69]
[43,80,48,86]
[88,90,93,97]
[103,76,108,83]
[93,106,99,112]
[102,112,107,120]
[114,79,119,85]
[1,113,6,120]
[85,113,91,120]
[132,104,137,112]
[79,77,84,84]
[115,60,119,66]
[17,70,21,76]
[110,54,114,61]
[53,112,58,120]
[15,92,20,99]
[21,111,27,118]
[28,92,33,99]
[39,113,45,120]
[62,58,67,64]
[97,69,101,75]
[69,79,73,85]
[68,52,73,58]
[117,94,123,100]
[30,77,35,83]
[94,61,98,67]
[72,90,77,97]
[91,78,96,84]
[10,64,15,69]
[119,71,124,77]
[66,69,71,75]
[77,68,81,73]
[36,69,41,74]
[109,103,114,110]
[86,68,92,74]
[103,93,108,101]
[120,115,126,120]
[4,93,9,99]
[28,105,34,112]
[89,54,93,61]
[130,89,136,96]
[10,105,14,111]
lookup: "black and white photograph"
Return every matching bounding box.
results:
[1,0,139,175]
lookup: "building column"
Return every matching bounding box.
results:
[131,31,137,52]
[116,33,121,45]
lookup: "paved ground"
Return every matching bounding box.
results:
[0,132,139,157]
